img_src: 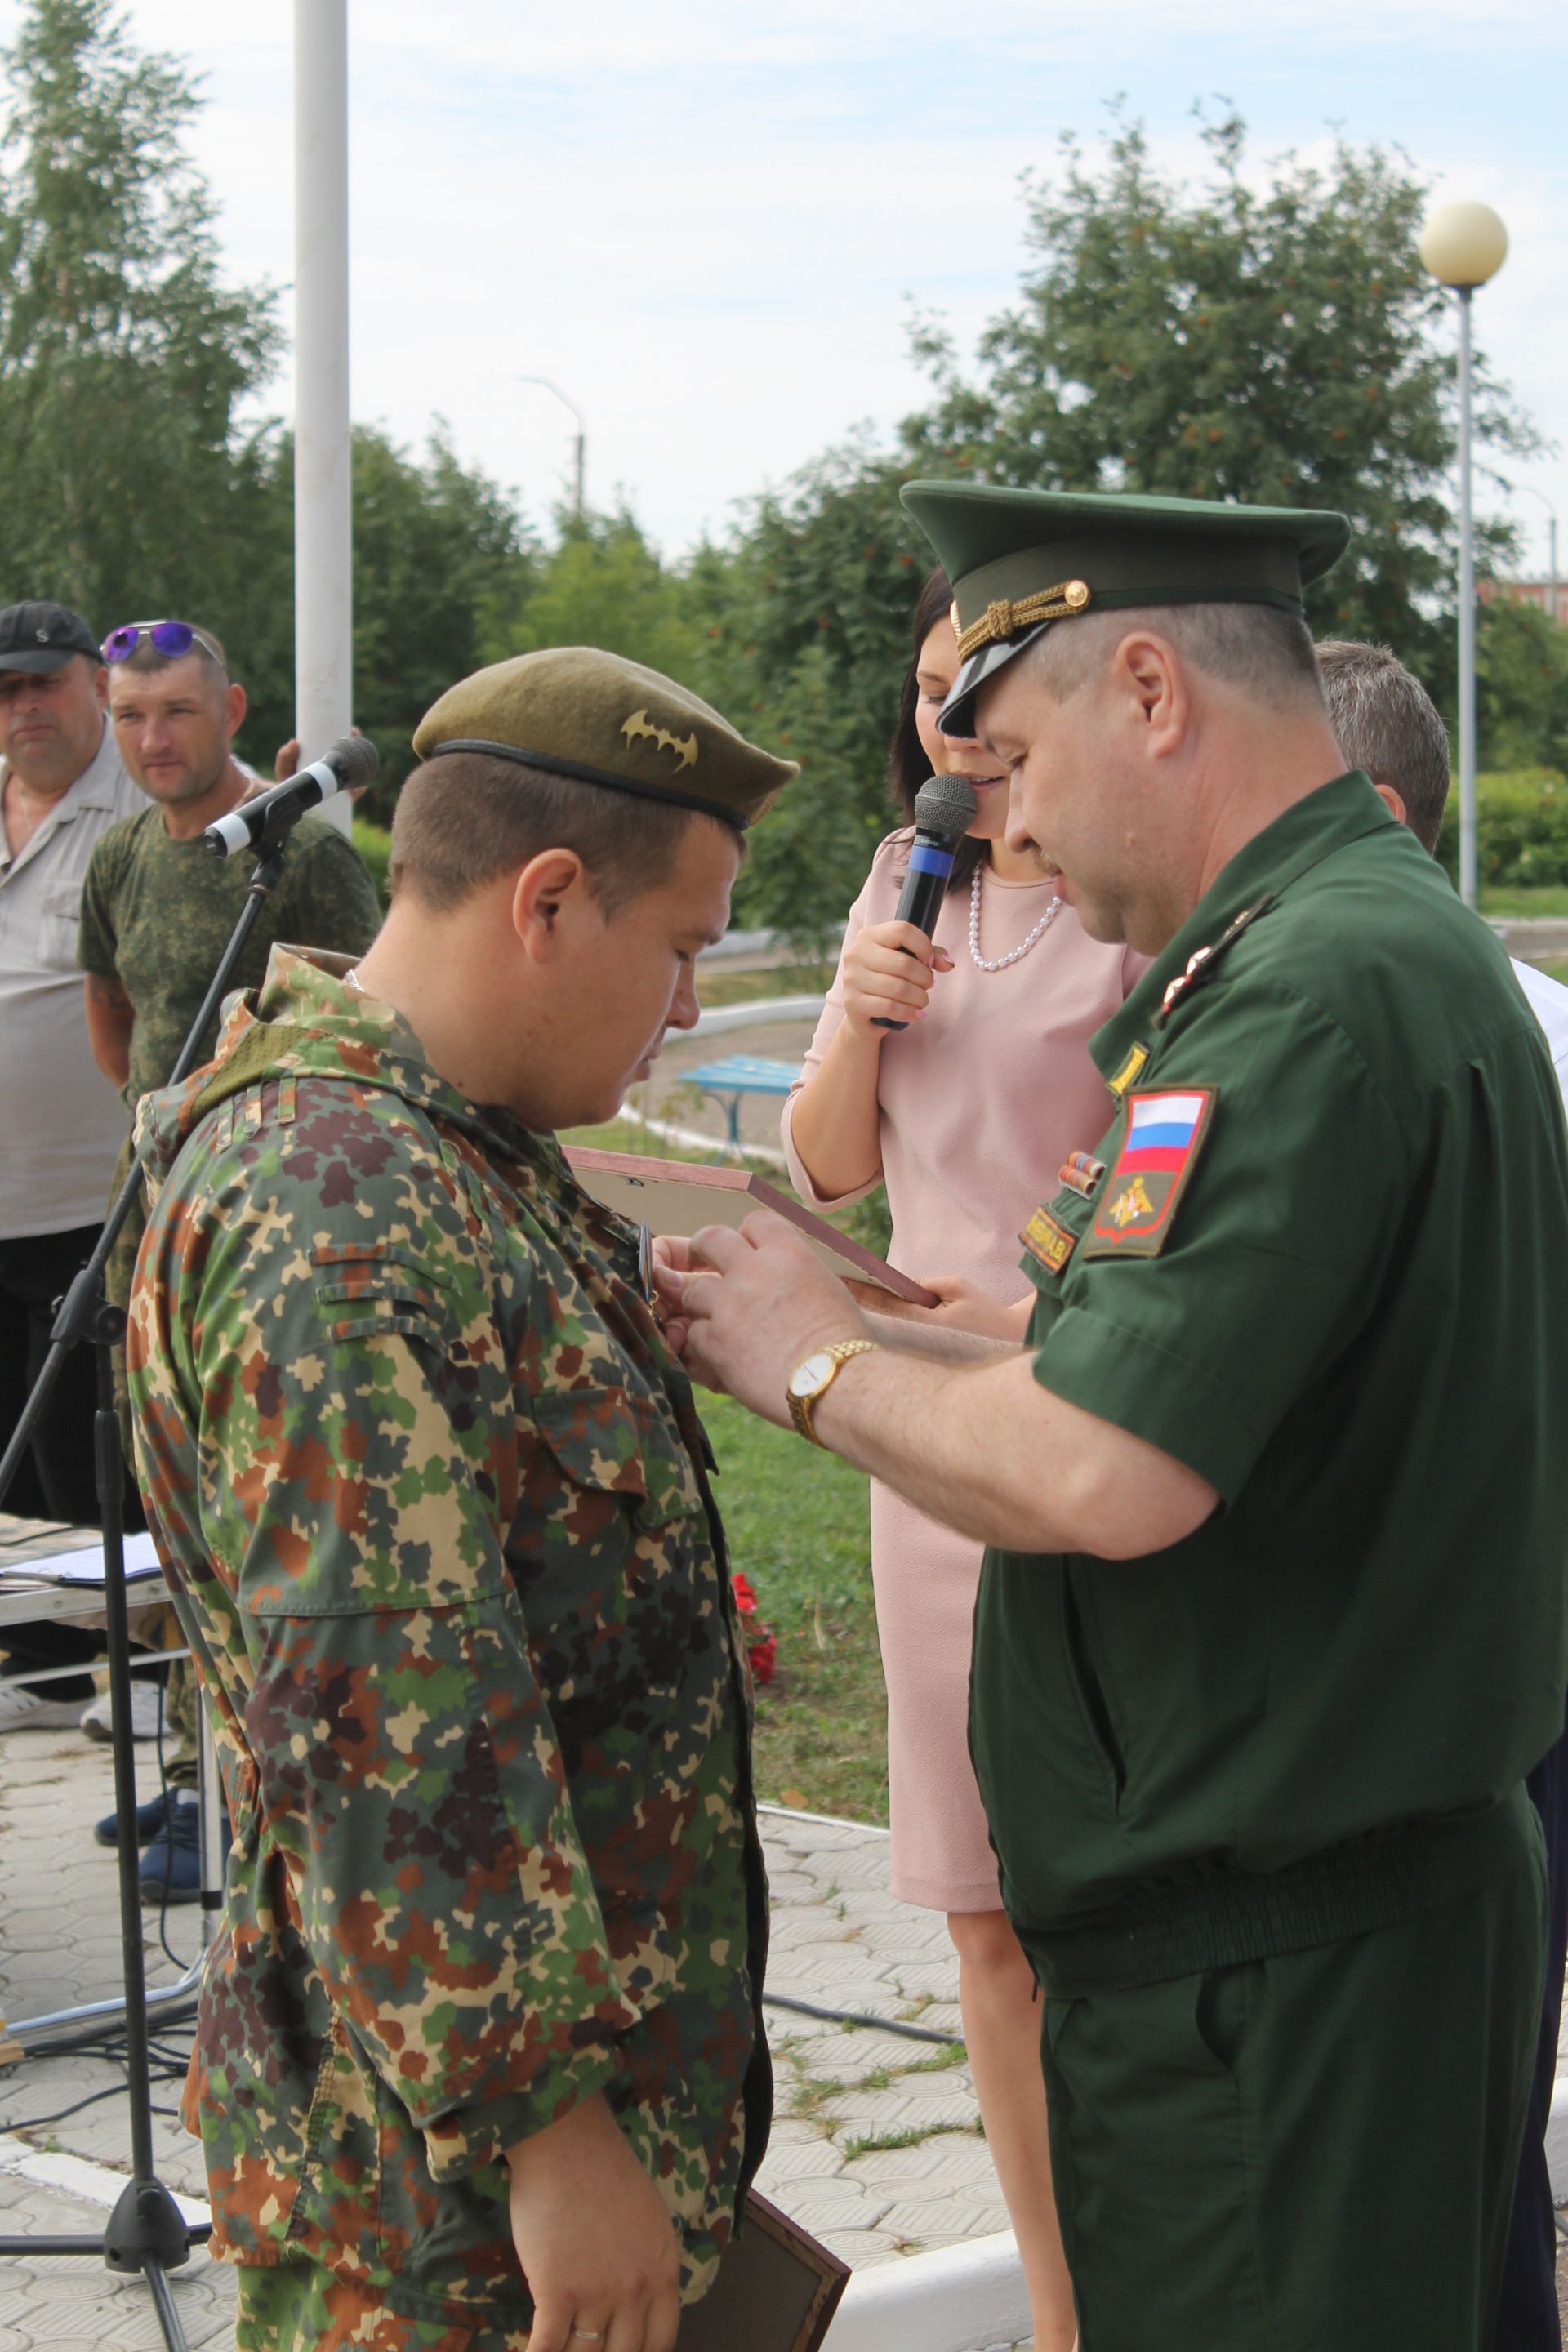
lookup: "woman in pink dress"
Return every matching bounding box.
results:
[782,567,1141,2350]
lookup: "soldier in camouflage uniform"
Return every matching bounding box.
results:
[125,650,796,2352]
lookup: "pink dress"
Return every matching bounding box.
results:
[781,833,1143,1910]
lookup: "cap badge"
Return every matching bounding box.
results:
[35,627,47,642]
[956,579,1092,662]
[621,709,699,773]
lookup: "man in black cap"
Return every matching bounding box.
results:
[0,599,145,1729]
[661,488,1568,2350]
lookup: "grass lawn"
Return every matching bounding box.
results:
[702,1394,886,1826]
[1536,960,1568,987]
[696,961,834,1008]
[1479,886,1568,919]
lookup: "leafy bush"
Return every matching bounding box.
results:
[353,819,392,907]
[1434,771,1568,889]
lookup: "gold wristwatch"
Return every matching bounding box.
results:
[786,1339,880,1446]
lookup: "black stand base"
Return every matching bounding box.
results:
[0,2184,211,2350]
[106,2176,203,2274]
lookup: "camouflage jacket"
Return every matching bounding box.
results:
[125,947,770,2330]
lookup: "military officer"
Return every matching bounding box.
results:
[658,489,1568,2350]
[125,650,795,2352]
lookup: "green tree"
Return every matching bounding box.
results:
[494,508,701,681]
[689,443,936,939]
[904,111,1533,691]
[1476,595,1568,773]
[0,0,281,629]
[234,425,540,820]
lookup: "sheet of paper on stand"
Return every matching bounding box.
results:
[0,1529,165,1584]
[566,1147,937,1307]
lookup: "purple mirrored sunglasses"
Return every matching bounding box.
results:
[101,619,223,666]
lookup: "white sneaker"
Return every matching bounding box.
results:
[0,1682,96,1730]
[78,1678,163,1742]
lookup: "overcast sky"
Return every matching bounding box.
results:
[3,2,1565,577]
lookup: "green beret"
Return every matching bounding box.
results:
[412,647,799,831]
[899,483,1351,736]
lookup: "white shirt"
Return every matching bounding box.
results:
[0,721,143,1237]
[1512,958,1568,1119]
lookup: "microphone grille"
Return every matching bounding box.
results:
[913,773,978,834]
[330,733,380,788]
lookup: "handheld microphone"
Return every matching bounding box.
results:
[205,734,380,859]
[872,771,977,1032]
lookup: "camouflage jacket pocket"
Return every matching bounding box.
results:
[527,1383,702,1532]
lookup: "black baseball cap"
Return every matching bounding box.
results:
[0,600,101,675]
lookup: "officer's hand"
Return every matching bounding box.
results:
[273,737,301,782]
[650,1233,695,1352]
[677,1211,869,1423]
[840,920,952,1040]
[506,2092,681,2352]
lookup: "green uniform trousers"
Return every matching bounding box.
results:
[1039,1831,1546,2352]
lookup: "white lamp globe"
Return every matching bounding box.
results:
[1419,202,1508,291]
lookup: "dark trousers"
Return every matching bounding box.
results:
[0,1221,136,1699]
[1494,1705,1568,2351]
[1040,1813,1545,2351]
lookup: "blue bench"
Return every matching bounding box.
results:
[685,1055,800,1149]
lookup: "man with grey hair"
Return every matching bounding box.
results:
[1318,637,1568,1084]
[0,599,144,1728]
[1321,635,1568,2352]
[660,486,1568,2349]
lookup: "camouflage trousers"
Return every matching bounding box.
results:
[234,2261,532,2351]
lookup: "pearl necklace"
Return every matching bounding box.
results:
[969,865,1063,973]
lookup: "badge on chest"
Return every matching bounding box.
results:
[1083,1086,1218,1259]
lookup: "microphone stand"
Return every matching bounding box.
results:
[0,811,300,2352]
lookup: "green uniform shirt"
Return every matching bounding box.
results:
[77,802,382,1105]
[973,773,1568,1993]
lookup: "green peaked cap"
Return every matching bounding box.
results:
[899,483,1352,735]
[413,646,799,831]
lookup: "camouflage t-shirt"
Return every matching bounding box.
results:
[78,804,382,1106]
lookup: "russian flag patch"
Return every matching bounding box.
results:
[1084,1087,1217,1258]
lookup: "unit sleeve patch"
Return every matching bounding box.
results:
[1082,1087,1218,1259]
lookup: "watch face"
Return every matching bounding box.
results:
[789,1349,836,1398]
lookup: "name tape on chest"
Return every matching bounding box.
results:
[1021,1203,1079,1277]
[1083,1086,1217,1259]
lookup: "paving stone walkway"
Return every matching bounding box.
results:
[0,1720,1026,2349]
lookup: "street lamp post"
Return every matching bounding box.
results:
[514,376,587,520]
[1419,200,1509,910]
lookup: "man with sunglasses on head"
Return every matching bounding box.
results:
[75,617,381,1899]
[0,599,145,1730]
[82,619,381,1116]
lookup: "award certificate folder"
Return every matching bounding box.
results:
[677,2189,850,2351]
[565,1148,938,1309]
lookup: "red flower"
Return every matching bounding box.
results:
[732,1573,758,1616]
[747,1631,778,1686]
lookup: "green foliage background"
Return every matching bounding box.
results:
[3,2,1566,926]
